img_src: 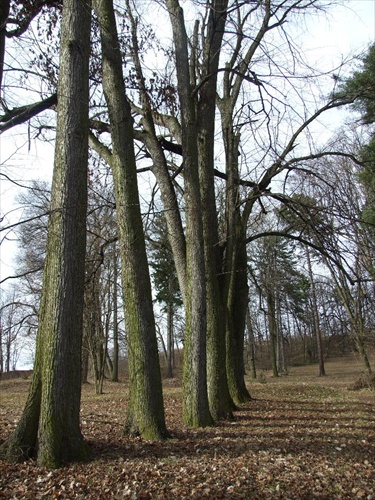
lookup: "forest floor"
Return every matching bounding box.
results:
[0,355,374,499]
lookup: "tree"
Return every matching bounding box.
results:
[339,44,375,233]
[249,233,307,376]
[0,286,27,373]
[1,0,366,435]
[83,172,118,394]
[164,0,215,426]
[314,160,374,374]
[278,162,374,374]
[93,0,168,439]
[0,0,91,467]
[305,246,325,376]
[113,0,360,423]
[149,213,182,379]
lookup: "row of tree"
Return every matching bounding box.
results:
[0,0,374,467]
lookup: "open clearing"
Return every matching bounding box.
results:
[0,355,374,499]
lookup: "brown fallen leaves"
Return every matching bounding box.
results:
[0,359,374,499]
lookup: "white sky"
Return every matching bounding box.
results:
[1,0,375,285]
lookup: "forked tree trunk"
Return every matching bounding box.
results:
[0,0,91,467]
[94,0,168,439]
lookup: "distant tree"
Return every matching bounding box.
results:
[15,181,50,284]
[149,213,183,378]
[84,171,118,394]
[0,286,26,372]
[278,164,374,374]
[339,44,375,125]
[249,232,309,376]
[11,181,50,338]
[305,246,325,376]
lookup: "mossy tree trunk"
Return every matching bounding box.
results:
[226,237,252,401]
[196,0,234,421]
[94,0,168,439]
[0,0,91,468]
[220,122,251,404]
[216,5,275,404]
[166,0,213,428]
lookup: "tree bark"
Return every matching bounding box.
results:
[196,0,233,420]
[166,0,213,427]
[0,0,91,467]
[94,0,168,439]
[166,299,174,379]
[228,238,252,400]
[220,125,251,403]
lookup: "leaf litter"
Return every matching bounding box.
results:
[0,361,374,499]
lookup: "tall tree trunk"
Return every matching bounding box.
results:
[228,238,251,400]
[0,0,91,467]
[221,125,251,403]
[276,292,287,374]
[197,0,233,420]
[166,0,213,427]
[94,0,168,439]
[125,1,187,304]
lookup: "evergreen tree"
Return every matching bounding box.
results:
[149,213,182,378]
[340,44,375,233]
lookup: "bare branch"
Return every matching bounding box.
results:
[0,93,57,133]
[0,267,43,285]
[246,230,355,285]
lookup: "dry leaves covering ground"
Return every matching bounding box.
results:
[0,356,374,499]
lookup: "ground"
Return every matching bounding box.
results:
[0,355,374,499]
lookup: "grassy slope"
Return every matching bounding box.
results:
[0,354,374,499]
